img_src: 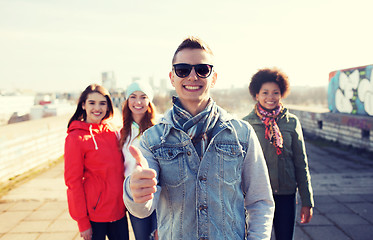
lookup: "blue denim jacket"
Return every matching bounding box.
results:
[123,107,274,240]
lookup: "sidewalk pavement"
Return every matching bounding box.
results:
[0,161,135,240]
[1,137,373,240]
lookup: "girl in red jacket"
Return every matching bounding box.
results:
[64,84,129,240]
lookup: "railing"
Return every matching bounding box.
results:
[0,108,123,185]
[0,114,70,184]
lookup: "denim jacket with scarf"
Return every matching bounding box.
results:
[123,106,274,240]
[243,108,314,207]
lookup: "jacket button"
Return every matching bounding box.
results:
[199,205,207,211]
[199,176,207,181]
[187,151,191,156]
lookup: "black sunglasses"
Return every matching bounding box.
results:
[173,63,214,78]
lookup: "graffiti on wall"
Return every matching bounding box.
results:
[328,64,373,116]
[321,112,373,130]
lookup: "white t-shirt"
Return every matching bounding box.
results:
[122,122,141,177]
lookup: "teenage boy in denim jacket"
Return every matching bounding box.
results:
[123,36,275,240]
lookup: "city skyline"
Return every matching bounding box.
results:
[1,0,372,92]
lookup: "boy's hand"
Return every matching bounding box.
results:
[129,146,157,203]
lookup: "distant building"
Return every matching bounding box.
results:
[102,71,116,92]
[0,94,34,125]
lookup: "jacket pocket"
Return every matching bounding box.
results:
[278,156,297,191]
[92,192,101,210]
[84,177,103,213]
[215,143,243,183]
[153,145,187,187]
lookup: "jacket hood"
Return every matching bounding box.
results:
[67,120,113,150]
[67,120,110,133]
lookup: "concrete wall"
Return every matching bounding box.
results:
[0,114,70,184]
[0,109,123,185]
[290,108,373,152]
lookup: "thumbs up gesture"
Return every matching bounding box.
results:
[129,145,157,203]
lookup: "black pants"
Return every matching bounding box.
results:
[91,216,129,240]
[129,211,157,240]
[273,194,296,240]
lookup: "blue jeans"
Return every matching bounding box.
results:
[129,211,157,240]
[90,216,129,240]
[273,194,296,240]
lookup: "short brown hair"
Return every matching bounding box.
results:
[172,36,214,64]
[248,67,290,100]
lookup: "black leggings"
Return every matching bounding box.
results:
[273,194,296,240]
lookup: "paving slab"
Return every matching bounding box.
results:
[294,227,311,240]
[0,202,15,212]
[6,201,43,211]
[345,202,373,223]
[47,219,79,232]
[333,194,367,203]
[313,195,337,203]
[0,211,31,233]
[302,226,352,240]
[24,208,64,221]
[300,213,333,226]
[37,232,78,240]
[9,220,50,233]
[0,233,39,240]
[327,213,370,225]
[341,225,373,240]
[315,202,354,214]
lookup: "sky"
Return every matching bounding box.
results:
[1,0,372,93]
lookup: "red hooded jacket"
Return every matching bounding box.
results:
[64,120,126,232]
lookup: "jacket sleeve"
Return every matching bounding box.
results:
[64,134,91,232]
[291,116,314,207]
[123,137,161,218]
[242,126,275,240]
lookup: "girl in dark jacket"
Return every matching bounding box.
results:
[243,68,314,240]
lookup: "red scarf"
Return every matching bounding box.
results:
[255,103,284,155]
